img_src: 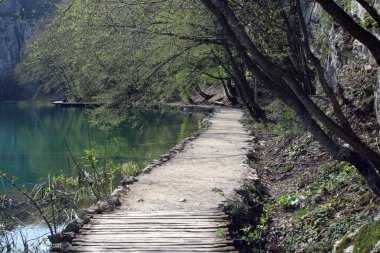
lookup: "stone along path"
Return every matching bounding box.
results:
[71,108,252,252]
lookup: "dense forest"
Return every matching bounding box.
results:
[2,0,380,251]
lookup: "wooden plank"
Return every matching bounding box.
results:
[93,216,229,219]
[71,247,237,252]
[73,239,233,244]
[89,220,228,224]
[70,210,237,253]
[73,243,234,248]
[72,250,237,252]
[73,242,234,246]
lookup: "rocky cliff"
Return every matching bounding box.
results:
[0,0,57,99]
[306,2,380,126]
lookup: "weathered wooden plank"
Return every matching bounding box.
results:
[97,216,227,220]
[92,216,229,219]
[89,220,229,224]
[70,210,237,253]
[76,234,223,238]
[71,250,238,253]
[71,246,237,252]
[73,239,233,244]
[73,242,233,246]
[73,243,234,248]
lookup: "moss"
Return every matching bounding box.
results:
[353,220,380,253]
[362,12,380,29]
[336,0,352,9]
[282,163,294,172]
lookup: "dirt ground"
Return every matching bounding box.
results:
[117,108,252,212]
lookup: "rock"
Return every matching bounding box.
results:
[374,211,380,221]
[160,154,171,162]
[48,232,75,244]
[85,205,102,214]
[217,202,225,208]
[96,201,111,212]
[179,198,187,202]
[50,242,72,253]
[313,195,323,204]
[364,64,373,71]
[81,214,93,224]
[234,186,246,196]
[370,241,380,253]
[96,196,121,212]
[102,195,121,206]
[161,154,171,159]
[142,168,152,174]
[344,245,354,253]
[122,176,138,186]
[0,0,45,99]
[62,221,80,233]
[247,152,258,161]
[111,186,127,197]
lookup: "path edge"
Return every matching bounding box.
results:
[49,106,217,253]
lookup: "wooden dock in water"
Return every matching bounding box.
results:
[70,209,237,252]
[51,101,101,108]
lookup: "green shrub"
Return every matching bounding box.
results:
[278,194,301,210]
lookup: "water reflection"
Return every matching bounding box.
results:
[0,102,203,190]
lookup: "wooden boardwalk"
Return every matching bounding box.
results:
[70,209,237,252]
[69,109,249,253]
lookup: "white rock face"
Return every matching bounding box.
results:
[306,1,380,127]
[0,0,32,79]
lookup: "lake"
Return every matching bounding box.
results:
[0,101,204,191]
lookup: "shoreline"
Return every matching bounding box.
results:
[66,107,253,252]
[1,105,218,252]
[48,107,216,252]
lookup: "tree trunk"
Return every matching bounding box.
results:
[221,78,238,105]
[225,46,266,119]
[316,0,380,66]
[295,0,354,134]
[213,0,380,174]
[200,0,380,197]
[194,84,214,100]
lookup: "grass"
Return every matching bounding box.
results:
[0,148,140,252]
[353,220,380,253]
[243,98,380,252]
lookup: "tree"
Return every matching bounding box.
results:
[17,0,266,118]
[315,0,380,65]
[18,0,380,196]
[200,0,380,196]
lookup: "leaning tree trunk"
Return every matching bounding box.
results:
[225,45,266,119]
[316,0,380,66]
[201,0,380,197]
[221,78,239,105]
[194,84,214,100]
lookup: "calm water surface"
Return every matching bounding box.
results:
[0,101,203,191]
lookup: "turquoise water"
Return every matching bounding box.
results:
[0,101,203,191]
